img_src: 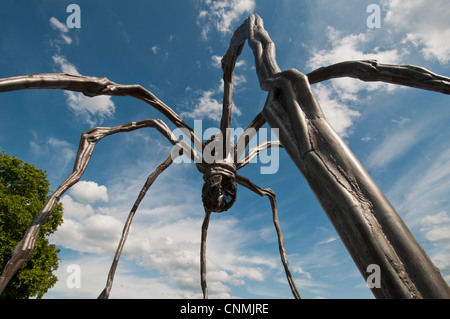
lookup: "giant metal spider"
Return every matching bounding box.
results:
[1,14,450,299]
[0,20,300,300]
[0,67,300,300]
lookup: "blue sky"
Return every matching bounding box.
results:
[0,0,449,299]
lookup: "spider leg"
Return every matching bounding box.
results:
[236,140,282,170]
[98,154,176,299]
[0,73,205,153]
[200,208,212,299]
[0,119,200,295]
[235,174,301,299]
[306,60,450,94]
[234,112,267,163]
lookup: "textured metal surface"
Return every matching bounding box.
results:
[222,14,450,298]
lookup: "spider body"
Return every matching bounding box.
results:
[201,161,237,213]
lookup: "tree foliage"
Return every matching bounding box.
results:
[0,151,63,298]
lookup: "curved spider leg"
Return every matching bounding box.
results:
[0,127,97,294]
[306,60,450,94]
[200,208,212,299]
[98,154,176,299]
[0,119,201,295]
[235,174,301,299]
[236,140,282,171]
[0,73,205,154]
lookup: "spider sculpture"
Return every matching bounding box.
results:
[2,14,450,299]
[0,72,300,299]
[0,28,300,301]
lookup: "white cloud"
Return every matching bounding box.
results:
[307,26,402,96]
[50,19,114,125]
[318,236,337,245]
[47,147,291,298]
[386,141,450,284]
[307,26,402,137]
[211,55,246,69]
[47,255,185,298]
[51,201,279,297]
[211,55,222,67]
[391,117,411,128]
[52,55,116,125]
[383,0,450,63]
[419,212,450,283]
[52,211,122,254]
[307,26,402,71]
[386,142,450,281]
[197,0,255,40]
[421,211,450,226]
[49,17,72,45]
[64,90,116,125]
[151,45,159,54]
[183,90,223,121]
[422,225,450,242]
[52,55,80,75]
[60,195,94,218]
[181,79,242,122]
[49,17,68,33]
[311,83,360,137]
[70,181,109,204]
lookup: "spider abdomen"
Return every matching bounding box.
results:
[202,163,237,213]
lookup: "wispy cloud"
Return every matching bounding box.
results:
[311,83,360,137]
[307,26,402,137]
[52,55,115,125]
[182,89,224,121]
[49,17,114,125]
[386,143,450,283]
[307,26,402,71]
[383,0,450,63]
[420,211,450,283]
[181,78,242,122]
[364,119,428,170]
[151,45,159,54]
[390,146,450,224]
[47,142,283,298]
[211,55,246,69]
[197,0,255,40]
[52,55,80,75]
[29,134,76,174]
[49,17,73,46]
[49,17,68,34]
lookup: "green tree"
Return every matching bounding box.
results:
[0,151,63,298]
